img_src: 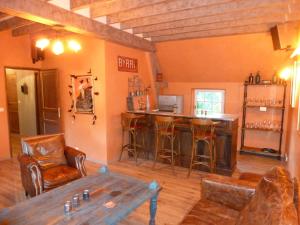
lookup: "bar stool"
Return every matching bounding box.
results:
[187,119,217,177]
[119,113,146,165]
[152,116,181,173]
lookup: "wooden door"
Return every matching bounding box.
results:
[6,73,20,133]
[38,69,61,134]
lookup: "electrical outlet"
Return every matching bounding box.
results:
[0,107,4,112]
[285,154,289,162]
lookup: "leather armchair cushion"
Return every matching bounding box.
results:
[42,165,80,190]
[180,199,239,225]
[236,166,298,225]
[29,135,67,170]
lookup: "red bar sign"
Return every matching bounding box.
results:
[118,56,138,73]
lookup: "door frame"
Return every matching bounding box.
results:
[4,66,41,158]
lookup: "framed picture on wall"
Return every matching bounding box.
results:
[72,75,94,114]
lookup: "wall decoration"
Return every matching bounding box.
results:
[118,56,138,73]
[72,75,94,114]
[68,70,98,125]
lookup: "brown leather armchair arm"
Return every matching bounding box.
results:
[18,155,43,197]
[201,176,257,210]
[64,146,87,177]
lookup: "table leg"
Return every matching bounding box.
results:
[149,194,158,225]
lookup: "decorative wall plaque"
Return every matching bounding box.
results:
[117,56,138,73]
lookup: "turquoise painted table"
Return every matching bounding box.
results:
[0,166,161,225]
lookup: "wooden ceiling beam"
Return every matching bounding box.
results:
[12,23,50,36]
[70,0,102,11]
[102,0,233,24]
[151,24,271,42]
[0,0,155,51]
[90,0,169,18]
[132,7,286,34]
[120,0,288,29]
[0,17,33,32]
[143,15,287,38]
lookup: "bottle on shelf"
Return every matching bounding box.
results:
[248,73,254,84]
[255,71,261,84]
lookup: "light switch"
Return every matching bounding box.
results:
[0,107,4,112]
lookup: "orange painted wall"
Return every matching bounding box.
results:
[41,35,107,164]
[105,41,153,162]
[157,33,291,153]
[0,30,41,159]
[156,32,290,83]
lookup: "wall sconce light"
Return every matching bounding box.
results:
[279,67,292,81]
[35,38,50,50]
[35,37,81,55]
[68,40,81,52]
[52,39,64,55]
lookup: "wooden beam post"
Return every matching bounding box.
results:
[0,0,155,52]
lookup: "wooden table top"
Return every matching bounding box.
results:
[0,167,161,225]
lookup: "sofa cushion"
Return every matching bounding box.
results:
[29,135,67,169]
[42,165,80,190]
[236,166,298,225]
[180,199,239,225]
[239,172,263,183]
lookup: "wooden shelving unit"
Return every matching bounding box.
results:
[240,83,287,160]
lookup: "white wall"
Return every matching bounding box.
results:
[15,70,38,136]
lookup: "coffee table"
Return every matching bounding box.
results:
[0,166,161,225]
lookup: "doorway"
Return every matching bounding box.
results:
[5,68,61,158]
[5,68,39,157]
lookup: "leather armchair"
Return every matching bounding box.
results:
[19,134,87,197]
[181,166,299,225]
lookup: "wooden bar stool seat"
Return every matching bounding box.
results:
[153,116,181,174]
[119,113,146,165]
[188,119,218,177]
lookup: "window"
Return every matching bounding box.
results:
[194,89,225,114]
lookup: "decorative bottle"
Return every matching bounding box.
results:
[248,73,254,84]
[255,71,261,84]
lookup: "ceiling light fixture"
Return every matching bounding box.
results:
[35,38,50,50]
[52,39,64,55]
[68,40,81,52]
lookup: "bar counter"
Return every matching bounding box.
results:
[128,110,239,176]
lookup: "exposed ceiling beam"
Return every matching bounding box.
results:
[0,17,33,32]
[152,24,271,42]
[101,0,234,24]
[0,0,155,51]
[120,0,288,29]
[143,16,285,38]
[90,0,169,18]
[12,23,50,36]
[132,7,286,34]
[70,0,101,10]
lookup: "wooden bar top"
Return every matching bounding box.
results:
[127,110,239,122]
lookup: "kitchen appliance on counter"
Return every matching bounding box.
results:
[158,95,183,114]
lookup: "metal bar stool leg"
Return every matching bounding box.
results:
[188,140,196,178]
[152,133,159,170]
[119,129,125,161]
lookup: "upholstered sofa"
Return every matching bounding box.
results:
[19,134,86,197]
[181,166,299,225]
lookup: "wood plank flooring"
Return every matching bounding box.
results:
[0,155,282,225]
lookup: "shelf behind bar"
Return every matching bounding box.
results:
[244,83,287,86]
[242,127,282,133]
[240,146,281,159]
[244,105,285,109]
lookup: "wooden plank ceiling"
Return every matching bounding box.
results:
[0,0,299,50]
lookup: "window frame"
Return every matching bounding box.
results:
[192,88,225,114]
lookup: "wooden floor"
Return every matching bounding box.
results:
[0,154,282,225]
